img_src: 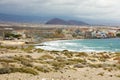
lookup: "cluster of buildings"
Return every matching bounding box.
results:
[0,25,120,43]
[60,27,120,39]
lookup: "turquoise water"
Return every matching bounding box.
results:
[36,38,120,52]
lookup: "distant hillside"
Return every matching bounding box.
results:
[46,18,69,25]
[0,13,49,23]
[0,13,88,25]
[68,20,89,25]
[46,18,89,25]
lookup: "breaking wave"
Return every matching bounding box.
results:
[35,38,120,52]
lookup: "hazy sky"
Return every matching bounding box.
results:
[0,0,120,24]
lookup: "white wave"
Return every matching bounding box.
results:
[35,39,120,52]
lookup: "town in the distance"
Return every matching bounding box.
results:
[0,18,120,45]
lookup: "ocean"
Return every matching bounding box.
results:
[35,38,120,52]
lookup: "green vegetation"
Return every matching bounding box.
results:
[5,33,22,39]
[116,33,120,37]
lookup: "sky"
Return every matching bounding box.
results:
[0,0,120,24]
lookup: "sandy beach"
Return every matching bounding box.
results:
[0,45,120,80]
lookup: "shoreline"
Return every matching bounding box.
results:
[35,38,120,53]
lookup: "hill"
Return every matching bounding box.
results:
[46,18,69,25]
[46,18,88,25]
[68,20,89,25]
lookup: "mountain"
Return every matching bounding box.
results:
[0,13,49,23]
[68,20,89,25]
[46,18,89,25]
[0,13,89,25]
[46,18,69,25]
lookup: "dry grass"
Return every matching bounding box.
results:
[75,52,88,57]
[34,66,52,73]
[49,61,66,70]
[34,48,44,53]
[97,72,104,76]
[89,64,102,68]
[22,45,34,53]
[62,50,73,58]
[116,74,120,78]
[39,54,54,60]
[13,56,33,67]
[0,58,17,63]
[0,67,38,75]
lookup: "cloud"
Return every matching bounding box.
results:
[0,0,120,21]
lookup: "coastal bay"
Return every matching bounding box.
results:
[36,38,120,52]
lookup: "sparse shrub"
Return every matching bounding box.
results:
[114,57,120,60]
[13,56,33,67]
[51,50,59,53]
[89,64,102,68]
[74,64,84,68]
[116,65,120,70]
[34,48,44,53]
[22,45,34,53]
[0,68,11,74]
[68,58,86,64]
[0,58,17,63]
[0,67,38,75]
[62,50,73,58]
[25,55,32,59]
[0,46,5,48]
[50,50,59,55]
[103,67,113,72]
[51,61,66,70]
[56,58,86,66]
[6,46,17,50]
[116,33,120,37]
[55,57,66,62]
[97,72,104,76]
[75,52,88,57]
[11,67,38,75]
[115,52,120,56]
[34,66,51,73]
[98,53,110,62]
[116,74,120,78]
[21,60,33,67]
[39,54,54,60]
